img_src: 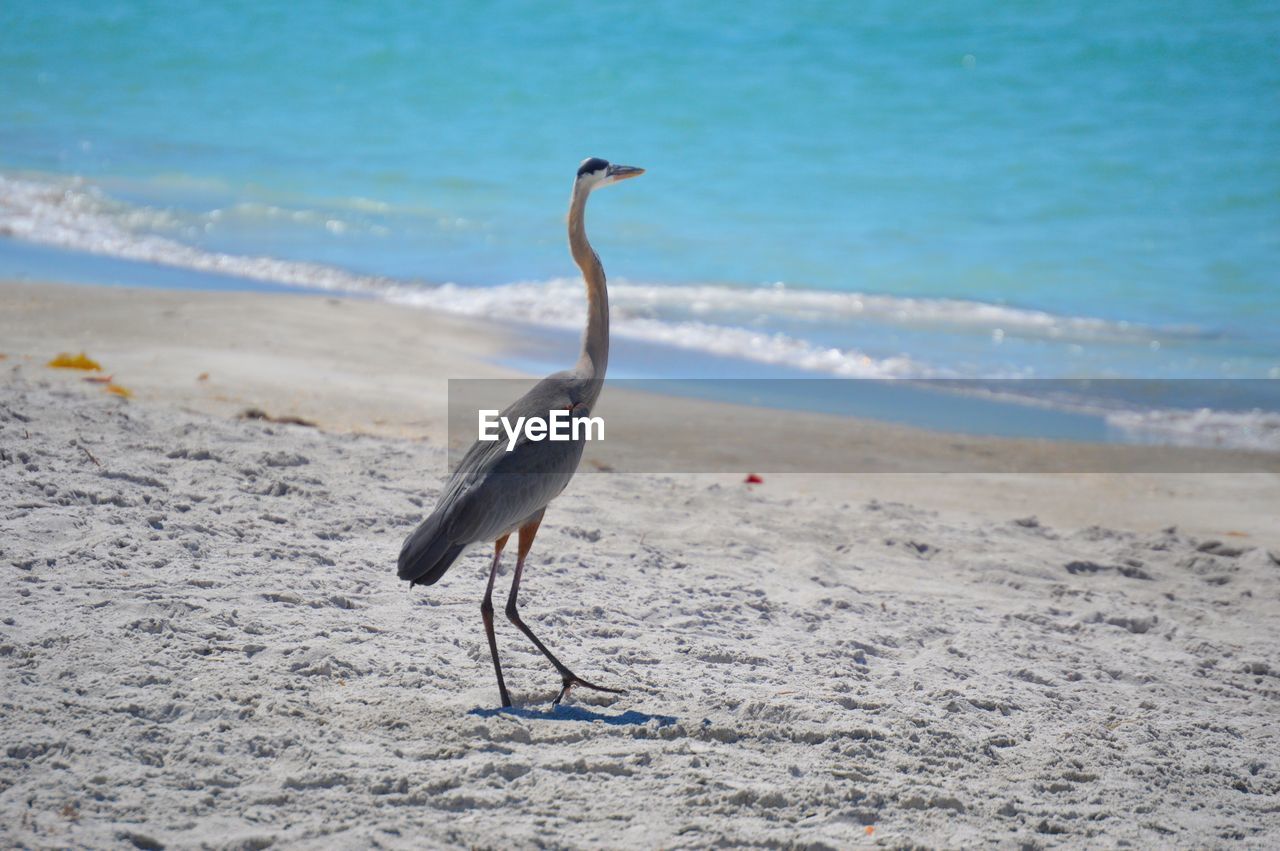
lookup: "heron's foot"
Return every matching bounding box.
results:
[553,672,626,706]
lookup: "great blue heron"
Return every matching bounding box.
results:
[398,157,644,707]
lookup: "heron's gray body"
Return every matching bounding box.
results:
[398,373,599,586]
[396,157,641,706]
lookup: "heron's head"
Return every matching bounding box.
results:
[575,157,644,192]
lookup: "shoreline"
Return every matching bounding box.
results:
[2,219,1277,453]
[3,278,1279,543]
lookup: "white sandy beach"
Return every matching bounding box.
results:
[3,281,1279,848]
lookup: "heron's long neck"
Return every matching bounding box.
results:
[568,186,609,385]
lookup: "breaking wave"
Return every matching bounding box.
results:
[6,170,1278,449]
[1106,407,1280,453]
[0,173,400,293]
[0,172,1193,379]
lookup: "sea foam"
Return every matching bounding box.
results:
[5,171,1276,450]
[0,172,1180,377]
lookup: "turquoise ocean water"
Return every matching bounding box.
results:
[1,2,1278,444]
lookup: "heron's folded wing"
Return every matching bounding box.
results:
[445,435,586,544]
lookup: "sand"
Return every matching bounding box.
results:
[2,280,1279,848]
[4,281,1279,539]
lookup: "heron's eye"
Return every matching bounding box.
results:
[577,157,609,177]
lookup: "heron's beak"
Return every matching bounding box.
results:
[606,164,645,182]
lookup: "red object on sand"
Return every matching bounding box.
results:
[744,473,764,484]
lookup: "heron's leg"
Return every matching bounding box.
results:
[505,510,625,705]
[481,535,512,708]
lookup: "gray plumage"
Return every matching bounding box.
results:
[397,373,594,586]
[396,158,643,706]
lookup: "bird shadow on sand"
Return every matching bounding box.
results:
[469,704,677,728]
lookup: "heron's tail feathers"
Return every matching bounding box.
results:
[397,513,465,587]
